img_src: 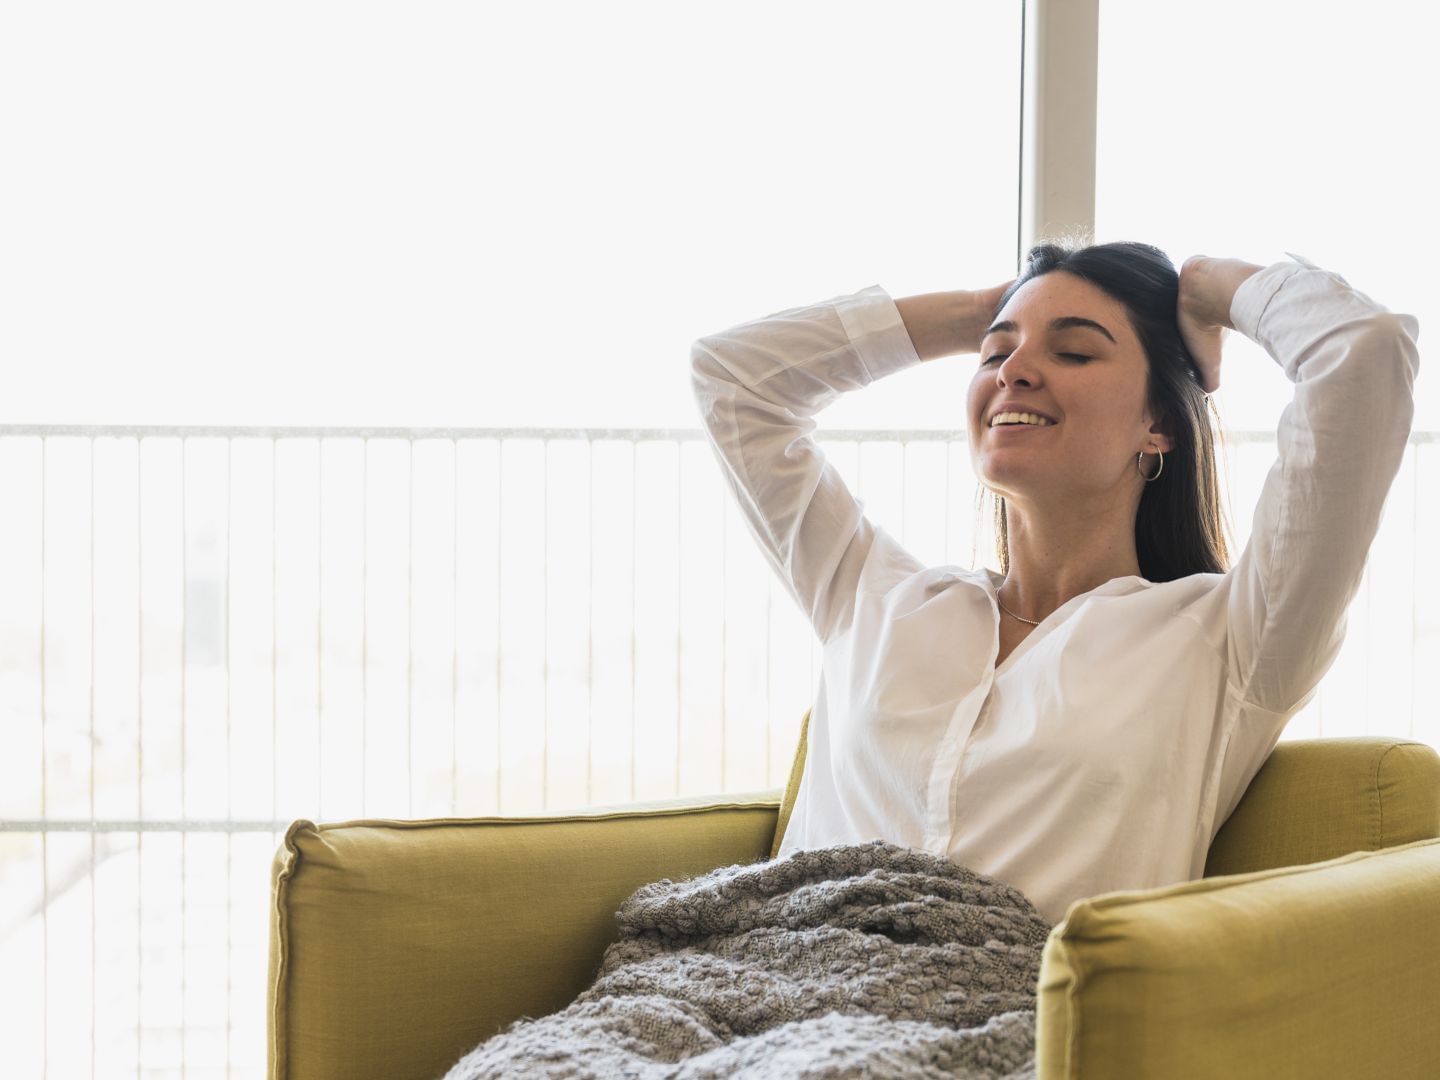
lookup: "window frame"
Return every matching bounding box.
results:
[1019,0,1100,264]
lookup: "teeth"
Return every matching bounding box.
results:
[990,411,1053,427]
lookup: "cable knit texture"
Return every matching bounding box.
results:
[440,839,1054,1079]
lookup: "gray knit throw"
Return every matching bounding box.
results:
[440,839,1054,1079]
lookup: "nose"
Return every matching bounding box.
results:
[995,344,1040,386]
[996,361,1031,385]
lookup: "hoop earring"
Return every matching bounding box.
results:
[1137,447,1164,482]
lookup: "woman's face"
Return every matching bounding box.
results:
[966,270,1173,507]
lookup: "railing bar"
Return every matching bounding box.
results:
[451,439,459,817]
[720,479,727,793]
[42,829,49,1076]
[41,438,49,1080]
[809,440,817,776]
[630,443,637,802]
[136,437,144,1080]
[90,437,97,1080]
[135,826,142,1080]
[587,441,596,806]
[180,437,188,1080]
[408,439,415,819]
[90,825,97,1077]
[1413,443,1421,739]
[542,438,549,809]
[495,440,502,812]
[362,439,369,815]
[93,437,103,1077]
[272,442,278,829]
[765,552,772,789]
[2,820,304,832]
[7,423,1405,444]
[1365,502,1372,733]
[675,441,683,796]
[225,437,233,1080]
[316,443,324,821]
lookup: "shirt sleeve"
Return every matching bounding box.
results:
[1197,254,1421,714]
[690,285,928,645]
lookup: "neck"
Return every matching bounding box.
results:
[997,497,1143,619]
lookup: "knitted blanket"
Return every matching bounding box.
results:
[440,839,1055,1079]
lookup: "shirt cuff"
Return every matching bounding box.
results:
[833,284,924,381]
[1228,255,1311,346]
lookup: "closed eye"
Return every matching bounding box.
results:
[981,353,1092,364]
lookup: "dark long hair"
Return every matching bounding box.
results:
[977,239,1233,582]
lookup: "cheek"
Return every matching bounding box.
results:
[965,377,986,419]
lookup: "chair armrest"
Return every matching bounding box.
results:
[1037,835,1440,1079]
[267,789,782,1080]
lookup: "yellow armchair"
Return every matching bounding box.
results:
[267,711,1440,1079]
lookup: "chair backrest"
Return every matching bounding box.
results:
[1204,735,1440,874]
[770,708,813,859]
[770,708,1440,873]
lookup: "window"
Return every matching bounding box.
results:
[0,4,1023,1077]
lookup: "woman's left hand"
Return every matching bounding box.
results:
[1177,255,1264,394]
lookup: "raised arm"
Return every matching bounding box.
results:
[1179,254,1421,714]
[893,280,1013,363]
[689,282,1002,645]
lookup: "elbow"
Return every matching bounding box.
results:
[1369,310,1420,342]
[690,338,726,380]
[1368,312,1421,372]
[690,339,728,413]
[1350,314,1421,391]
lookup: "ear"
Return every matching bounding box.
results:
[1146,416,1176,456]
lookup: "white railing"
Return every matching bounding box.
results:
[1,423,1436,1079]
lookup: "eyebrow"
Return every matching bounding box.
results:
[981,316,1117,345]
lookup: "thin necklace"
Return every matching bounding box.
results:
[996,585,1045,626]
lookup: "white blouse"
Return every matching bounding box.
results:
[689,254,1420,926]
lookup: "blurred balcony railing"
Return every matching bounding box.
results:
[0,422,1437,1079]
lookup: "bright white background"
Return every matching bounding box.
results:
[1,1,1022,432]
[1096,0,1436,433]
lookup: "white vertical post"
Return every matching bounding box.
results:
[1020,0,1100,261]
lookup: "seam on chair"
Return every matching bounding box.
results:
[1372,744,1384,849]
[1064,935,1085,1080]
[1374,740,1428,848]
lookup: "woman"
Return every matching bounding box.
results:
[689,244,1420,926]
